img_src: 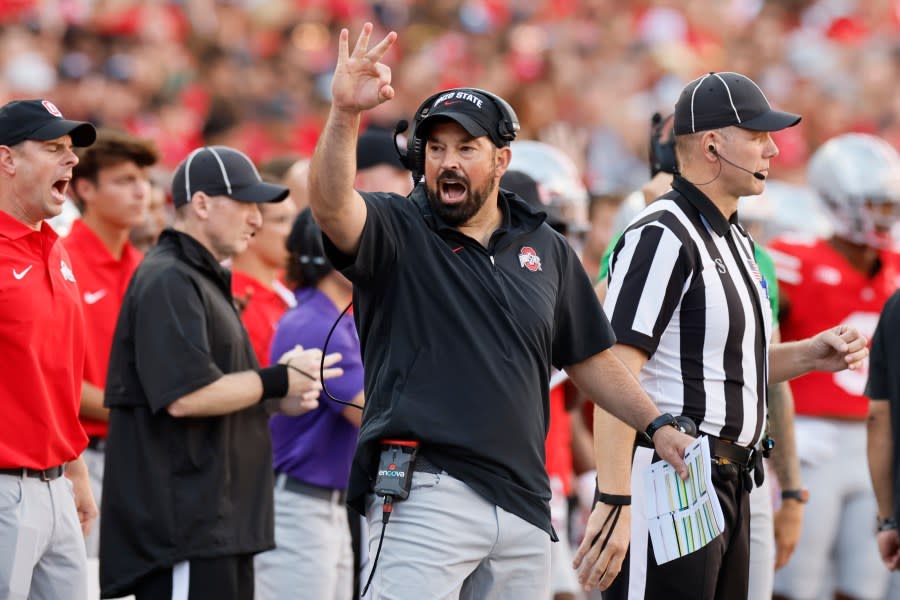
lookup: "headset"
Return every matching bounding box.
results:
[288,208,332,286]
[649,112,677,177]
[393,87,520,184]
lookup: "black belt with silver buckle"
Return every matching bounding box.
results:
[635,433,755,468]
[0,465,66,481]
[280,474,346,504]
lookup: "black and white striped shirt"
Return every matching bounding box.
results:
[604,175,772,447]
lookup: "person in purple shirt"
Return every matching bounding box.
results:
[254,207,364,600]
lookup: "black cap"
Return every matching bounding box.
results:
[0,99,96,147]
[500,170,567,232]
[172,146,289,207]
[357,128,406,170]
[419,89,509,148]
[673,72,801,135]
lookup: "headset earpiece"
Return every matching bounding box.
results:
[708,144,717,153]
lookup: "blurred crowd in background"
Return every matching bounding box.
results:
[2,0,899,195]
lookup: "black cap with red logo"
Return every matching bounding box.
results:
[0,99,96,147]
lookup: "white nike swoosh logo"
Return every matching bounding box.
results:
[12,265,32,280]
[83,289,108,305]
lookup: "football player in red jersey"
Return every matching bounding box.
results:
[771,133,900,600]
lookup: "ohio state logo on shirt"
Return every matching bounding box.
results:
[518,246,542,272]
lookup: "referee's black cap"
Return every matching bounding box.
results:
[0,99,96,147]
[673,72,801,135]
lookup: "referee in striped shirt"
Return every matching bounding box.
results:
[573,72,871,599]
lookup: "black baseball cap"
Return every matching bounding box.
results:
[673,72,801,135]
[0,99,96,147]
[419,89,508,148]
[172,146,289,207]
[357,128,406,170]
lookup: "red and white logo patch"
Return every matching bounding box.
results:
[518,246,542,272]
[41,100,62,118]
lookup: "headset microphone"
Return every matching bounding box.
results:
[709,145,765,180]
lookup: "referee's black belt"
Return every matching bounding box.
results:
[0,464,66,481]
[636,434,755,468]
[277,473,346,504]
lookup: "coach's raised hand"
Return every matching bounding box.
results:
[332,23,397,114]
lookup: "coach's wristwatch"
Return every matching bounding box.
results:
[780,488,809,504]
[877,516,898,532]
[643,413,678,445]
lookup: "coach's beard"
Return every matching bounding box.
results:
[426,168,497,227]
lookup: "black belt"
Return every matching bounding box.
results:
[87,436,106,452]
[415,455,443,475]
[0,465,66,481]
[636,434,755,468]
[279,474,346,504]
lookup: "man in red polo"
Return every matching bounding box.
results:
[64,128,159,557]
[0,98,98,600]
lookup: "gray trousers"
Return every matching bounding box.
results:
[364,470,551,600]
[82,447,104,558]
[254,474,354,600]
[0,473,88,600]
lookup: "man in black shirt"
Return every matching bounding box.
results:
[308,24,694,599]
[99,145,342,600]
[867,289,900,572]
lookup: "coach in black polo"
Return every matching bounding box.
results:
[99,146,340,600]
[307,26,694,599]
[594,72,871,600]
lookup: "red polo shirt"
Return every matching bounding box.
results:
[0,210,87,469]
[231,270,292,367]
[63,220,143,438]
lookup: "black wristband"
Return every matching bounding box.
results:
[257,364,289,401]
[596,491,631,506]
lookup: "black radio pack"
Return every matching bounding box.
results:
[373,440,419,500]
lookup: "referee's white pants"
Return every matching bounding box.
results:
[363,470,551,600]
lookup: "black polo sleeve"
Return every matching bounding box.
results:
[866,289,900,402]
[322,192,404,286]
[552,241,616,369]
[133,269,224,414]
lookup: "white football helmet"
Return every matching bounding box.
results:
[507,140,589,233]
[806,133,900,247]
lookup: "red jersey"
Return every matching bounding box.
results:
[231,270,293,367]
[0,211,87,469]
[63,220,142,438]
[545,382,572,496]
[769,236,900,419]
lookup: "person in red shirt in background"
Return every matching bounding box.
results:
[231,172,299,366]
[0,98,97,600]
[64,128,159,558]
[770,133,900,600]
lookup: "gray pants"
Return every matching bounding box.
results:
[254,474,354,600]
[747,473,774,600]
[364,470,550,600]
[0,473,88,600]
[82,447,104,558]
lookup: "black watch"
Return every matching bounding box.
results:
[878,516,898,532]
[780,488,809,504]
[642,413,678,445]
